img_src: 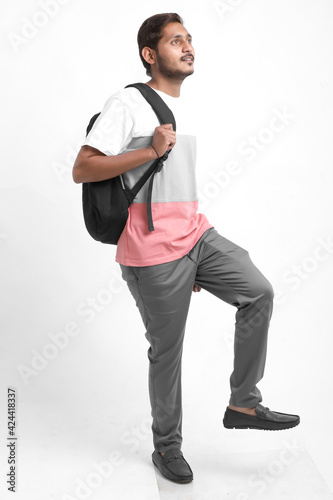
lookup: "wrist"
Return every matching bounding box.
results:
[150,144,160,158]
[145,146,156,160]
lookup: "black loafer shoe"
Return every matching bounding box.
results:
[223,403,300,431]
[152,448,193,483]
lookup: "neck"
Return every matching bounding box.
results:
[145,77,182,98]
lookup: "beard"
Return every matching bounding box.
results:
[155,52,194,81]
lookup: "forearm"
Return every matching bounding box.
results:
[72,145,157,183]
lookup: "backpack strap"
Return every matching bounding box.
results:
[124,83,176,231]
[125,83,176,131]
[86,112,101,136]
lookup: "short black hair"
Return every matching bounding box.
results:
[137,13,184,77]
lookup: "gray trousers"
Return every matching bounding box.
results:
[119,227,274,453]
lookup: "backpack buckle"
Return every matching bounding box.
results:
[155,152,170,172]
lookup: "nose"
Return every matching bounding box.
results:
[183,40,193,53]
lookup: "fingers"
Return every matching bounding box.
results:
[152,124,176,155]
[161,124,176,146]
[163,126,176,149]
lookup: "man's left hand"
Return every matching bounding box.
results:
[192,284,201,292]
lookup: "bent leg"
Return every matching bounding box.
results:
[189,228,274,408]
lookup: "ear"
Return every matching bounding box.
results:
[141,46,156,67]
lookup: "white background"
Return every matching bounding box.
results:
[1,1,333,499]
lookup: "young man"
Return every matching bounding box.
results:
[72,13,300,485]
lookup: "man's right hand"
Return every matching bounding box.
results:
[151,123,176,157]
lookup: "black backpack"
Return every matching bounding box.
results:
[82,82,176,245]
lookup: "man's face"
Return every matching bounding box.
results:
[152,22,195,80]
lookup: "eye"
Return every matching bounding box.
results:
[172,38,192,45]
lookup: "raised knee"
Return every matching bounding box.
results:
[262,280,274,302]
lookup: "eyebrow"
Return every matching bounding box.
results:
[169,33,192,40]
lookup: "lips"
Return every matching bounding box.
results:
[181,57,194,62]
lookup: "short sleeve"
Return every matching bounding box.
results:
[82,97,134,156]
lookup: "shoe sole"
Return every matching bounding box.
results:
[223,416,300,431]
[152,455,193,484]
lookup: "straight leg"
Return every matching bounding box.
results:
[119,255,197,453]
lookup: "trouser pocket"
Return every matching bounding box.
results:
[119,263,142,282]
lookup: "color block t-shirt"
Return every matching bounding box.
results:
[82,84,213,266]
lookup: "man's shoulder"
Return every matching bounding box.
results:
[104,84,146,112]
